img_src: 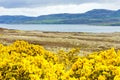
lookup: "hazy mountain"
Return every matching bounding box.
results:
[0,9,120,25]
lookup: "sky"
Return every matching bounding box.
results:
[0,0,120,16]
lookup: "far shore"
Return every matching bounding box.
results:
[0,27,120,54]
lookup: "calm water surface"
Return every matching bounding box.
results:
[0,24,120,33]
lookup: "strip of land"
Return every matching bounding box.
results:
[0,28,120,54]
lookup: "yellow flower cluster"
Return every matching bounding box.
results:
[0,40,120,80]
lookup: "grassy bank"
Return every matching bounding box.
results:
[0,28,120,53]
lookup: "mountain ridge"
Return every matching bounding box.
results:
[0,9,120,25]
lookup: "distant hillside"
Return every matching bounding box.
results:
[0,9,120,25]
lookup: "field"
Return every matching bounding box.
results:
[0,28,120,79]
[0,28,120,53]
[0,34,120,79]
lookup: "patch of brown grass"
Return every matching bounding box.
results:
[0,28,120,52]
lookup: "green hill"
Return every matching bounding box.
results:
[0,9,120,25]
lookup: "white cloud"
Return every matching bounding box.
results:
[0,0,102,8]
[0,0,120,9]
[0,3,119,16]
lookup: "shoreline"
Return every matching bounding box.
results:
[0,24,120,33]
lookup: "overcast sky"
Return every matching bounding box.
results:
[0,0,120,16]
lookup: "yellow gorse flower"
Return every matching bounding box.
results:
[0,40,120,80]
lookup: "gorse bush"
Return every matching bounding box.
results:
[0,40,120,80]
